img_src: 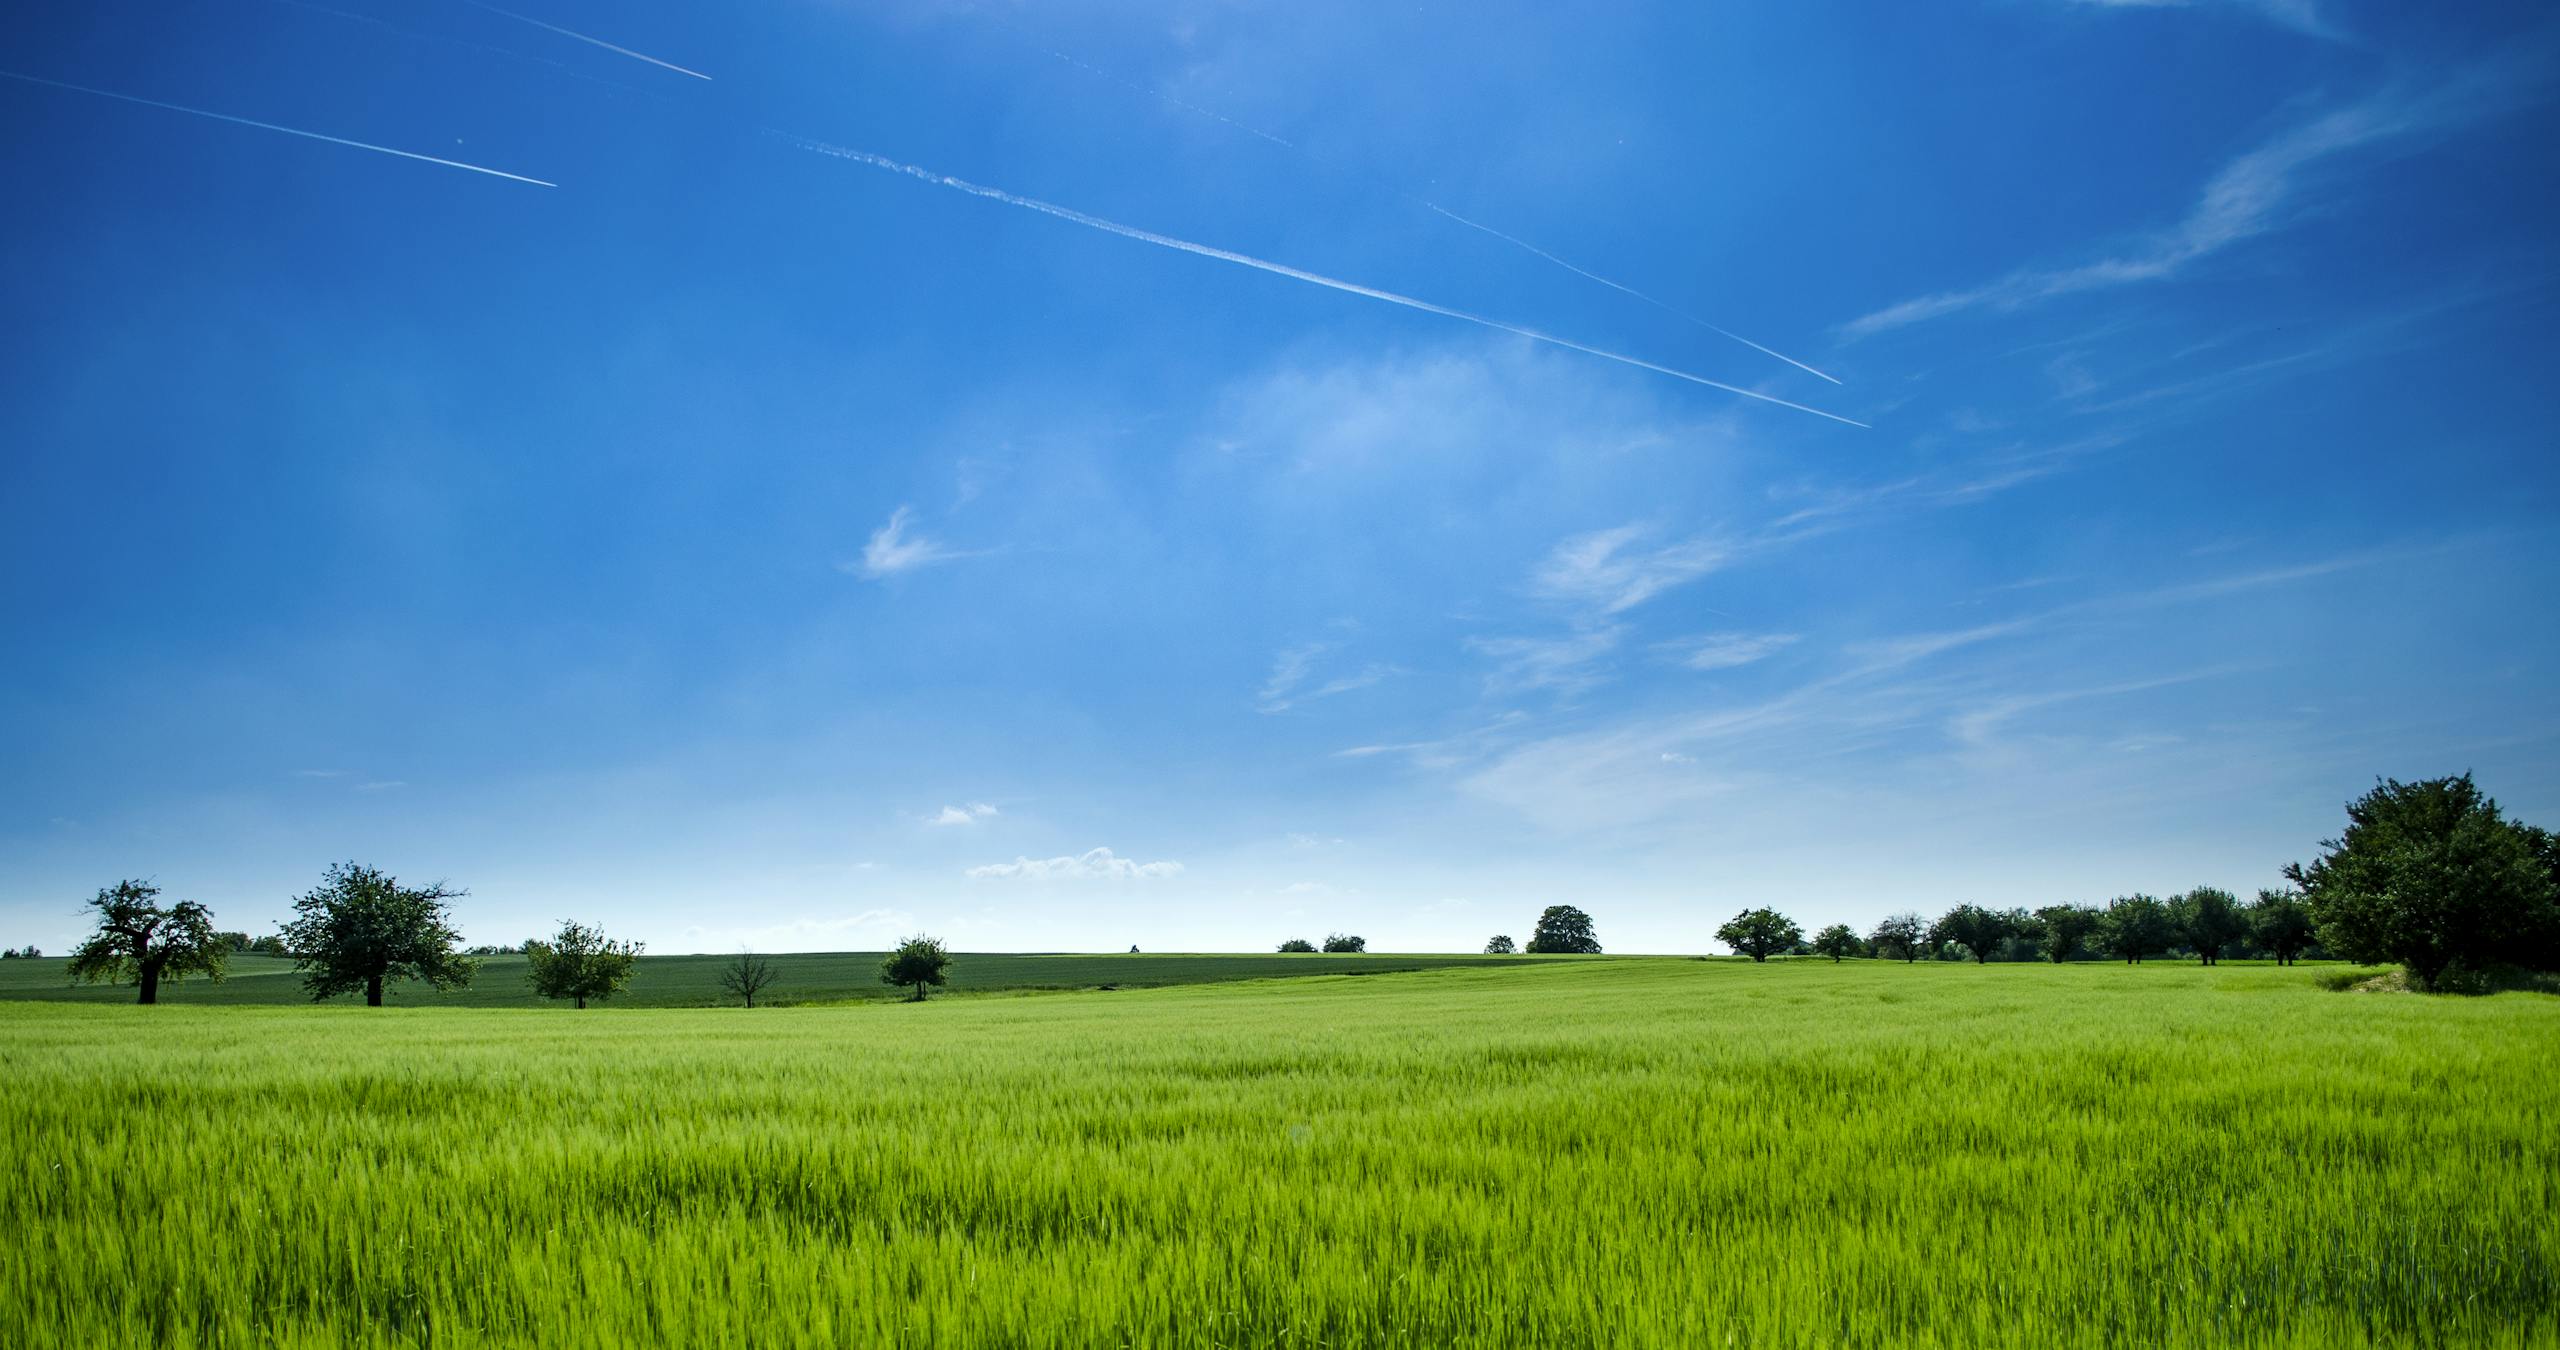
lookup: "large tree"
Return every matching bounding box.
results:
[2248,889,2316,966]
[1929,904,2015,964]
[1716,908,1801,962]
[881,935,951,1002]
[524,921,643,1009]
[1869,912,1928,963]
[1809,923,1863,963]
[65,880,227,1005]
[2030,904,2099,963]
[1483,934,1517,955]
[2097,894,2175,964]
[2173,887,2248,966]
[1525,905,1601,954]
[2285,774,2559,987]
[1321,933,1367,953]
[281,862,476,1006]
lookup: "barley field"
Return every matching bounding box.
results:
[2,959,2554,1348]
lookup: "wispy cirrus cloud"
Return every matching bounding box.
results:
[1532,524,1731,615]
[2048,0,2335,40]
[844,505,975,579]
[1258,642,1399,713]
[1658,632,1802,671]
[926,802,999,826]
[966,847,1183,880]
[1468,628,1624,698]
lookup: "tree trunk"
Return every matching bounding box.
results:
[575,994,586,1010]
[366,974,384,1007]
[138,963,160,1005]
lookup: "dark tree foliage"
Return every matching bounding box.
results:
[1525,905,1602,955]
[281,862,476,1006]
[65,880,227,1005]
[1321,933,1367,953]
[1483,934,1517,954]
[1276,938,1318,953]
[2248,889,2316,966]
[1868,912,1928,963]
[1716,908,1801,962]
[245,934,291,957]
[0,945,39,959]
[1929,905,2016,964]
[2285,774,2559,987]
[881,935,951,1001]
[721,950,778,1007]
[524,920,643,1009]
[2030,904,2100,963]
[2173,886,2248,965]
[2097,894,2176,963]
[1810,923,1863,962]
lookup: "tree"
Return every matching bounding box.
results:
[1810,923,1863,962]
[2172,886,2247,966]
[881,935,951,1001]
[720,950,777,1007]
[1321,933,1366,953]
[2096,894,2175,963]
[1525,905,1601,954]
[2248,889,2316,966]
[280,862,476,1006]
[1483,934,1517,955]
[523,921,643,1009]
[2286,774,2560,987]
[245,934,290,957]
[1716,908,1801,962]
[2030,904,2099,963]
[1929,905,2015,964]
[1869,912,1928,963]
[65,880,227,1005]
[2,945,42,959]
[1277,938,1317,953]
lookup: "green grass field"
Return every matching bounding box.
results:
[3,959,2555,1348]
[0,948,1552,1007]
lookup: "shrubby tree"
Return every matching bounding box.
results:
[1716,908,1801,962]
[1483,934,1517,955]
[1869,913,1928,963]
[1525,905,1601,954]
[1929,905,2015,964]
[1810,923,1863,962]
[2173,886,2247,966]
[2286,774,2560,987]
[65,880,227,1005]
[2097,894,2175,964]
[721,950,777,1007]
[523,921,643,1009]
[1321,933,1367,953]
[245,934,290,957]
[1277,938,1318,953]
[281,862,476,1006]
[2031,904,2100,963]
[881,935,951,1001]
[2248,889,2316,966]
[4,944,45,959]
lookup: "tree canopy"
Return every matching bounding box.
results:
[2097,894,2175,963]
[280,862,476,1006]
[1716,908,1801,962]
[1321,933,1366,953]
[1869,912,1928,963]
[881,935,951,1001]
[1810,923,1863,962]
[2030,904,2099,963]
[720,950,777,1007]
[1930,905,2016,964]
[2249,889,2316,966]
[1276,938,1317,953]
[1525,905,1601,955]
[65,880,227,1005]
[2173,887,2247,965]
[1483,934,1517,954]
[2286,774,2559,987]
[524,921,643,1009]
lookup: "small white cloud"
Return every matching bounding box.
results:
[966,847,1183,881]
[1660,750,1696,765]
[1533,524,1728,615]
[846,505,969,580]
[1660,632,1801,672]
[926,802,1000,826]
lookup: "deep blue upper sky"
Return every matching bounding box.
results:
[3,0,2553,954]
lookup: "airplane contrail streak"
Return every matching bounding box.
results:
[0,70,555,186]
[778,133,1866,427]
[986,24,1837,385]
[458,0,711,80]
[1423,205,1844,385]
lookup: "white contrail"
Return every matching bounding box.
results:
[986,25,1837,384]
[778,133,1865,427]
[458,0,711,81]
[1423,204,1843,385]
[0,70,554,186]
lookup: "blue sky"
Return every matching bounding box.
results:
[3,0,2554,955]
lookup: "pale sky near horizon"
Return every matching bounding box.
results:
[2,0,2555,955]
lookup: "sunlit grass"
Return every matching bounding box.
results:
[2,960,2553,1347]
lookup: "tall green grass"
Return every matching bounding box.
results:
[2,960,2552,1347]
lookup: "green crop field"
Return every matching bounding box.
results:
[3,959,2555,1348]
[0,948,1552,1007]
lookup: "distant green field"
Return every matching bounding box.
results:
[0,948,1564,1006]
[3,960,2555,1347]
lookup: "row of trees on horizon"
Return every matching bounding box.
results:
[16,774,2559,1004]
